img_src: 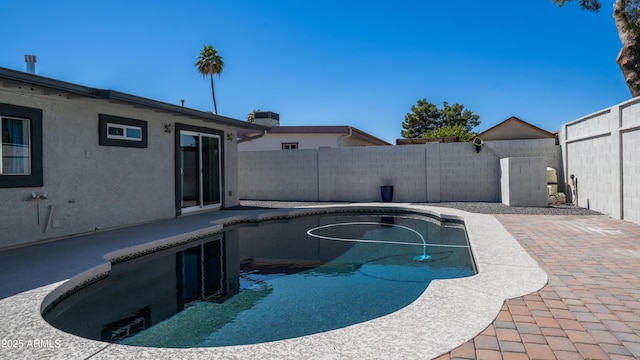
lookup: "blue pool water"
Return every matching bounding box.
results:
[43,212,476,348]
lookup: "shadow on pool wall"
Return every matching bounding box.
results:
[234,215,356,273]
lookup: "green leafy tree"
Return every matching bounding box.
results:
[400,99,480,139]
[553,0,640,96]
[422,124,476,141]
[400,99,441,138]
[195,44,224,114]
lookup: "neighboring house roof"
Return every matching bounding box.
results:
[238,125,391,146]
[477,116,556,141]
[0,67,268,131]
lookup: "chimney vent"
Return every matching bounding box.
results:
[24,55,36,74]
[254,111,280,126]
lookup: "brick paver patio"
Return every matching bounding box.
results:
[436,215,640,360]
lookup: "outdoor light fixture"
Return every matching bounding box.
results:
[472,136,483,153]
[164,123,173,133]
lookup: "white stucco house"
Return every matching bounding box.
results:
[238,111,390,151]
[0,66,268,250]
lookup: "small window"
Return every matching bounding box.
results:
[282,142,298,150]
[1,117,31,175]
[107,123,143,142]
[99,114,148,148]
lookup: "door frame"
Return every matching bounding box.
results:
[174,123,225,216]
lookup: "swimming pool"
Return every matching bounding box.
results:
[42,211,476,348]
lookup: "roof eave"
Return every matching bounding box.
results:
[0,67,97,97]
[0,67,268,131]
[266,125,390,145]
[104,90,268,130]
[350,127,391,145]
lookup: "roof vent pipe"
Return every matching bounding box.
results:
[25,55,36,74]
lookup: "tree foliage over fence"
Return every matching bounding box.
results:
[400,99,480,141]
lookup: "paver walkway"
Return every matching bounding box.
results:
[436,215,640,360]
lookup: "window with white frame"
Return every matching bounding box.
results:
[99,114,148,148]
[282,142,298,150]
[106,123,143,141]
[1,117,31,175]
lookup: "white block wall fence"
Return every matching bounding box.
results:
[500,157,548,207]
[561,97,640,224]
[239,139,562,204]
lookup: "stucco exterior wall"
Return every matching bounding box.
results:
[0,88,239,249]
[239,139,561,203]
[238,131,387,151]
[561,97,640,224]
[239,133,344,151]
[341,135,383,147]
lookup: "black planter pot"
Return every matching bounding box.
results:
[380,185,394,202]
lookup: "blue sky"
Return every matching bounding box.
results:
[0,1,630,143]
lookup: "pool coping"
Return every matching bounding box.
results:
[0,204,548,359]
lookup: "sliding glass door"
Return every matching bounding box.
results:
[180,130,221,212]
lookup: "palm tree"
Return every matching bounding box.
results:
[195,44,224,114]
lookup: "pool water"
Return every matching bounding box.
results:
[43,212,476,348]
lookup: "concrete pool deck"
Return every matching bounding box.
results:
[0,203,636,359]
